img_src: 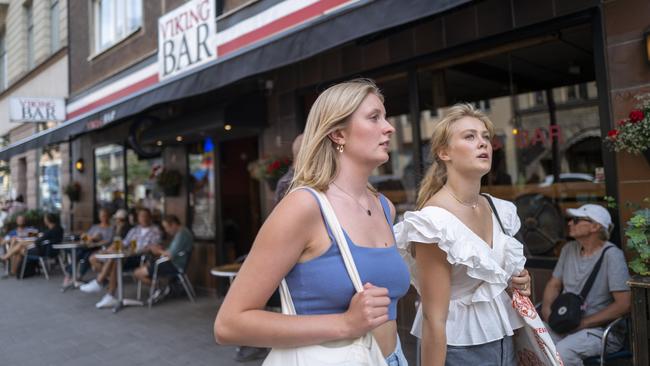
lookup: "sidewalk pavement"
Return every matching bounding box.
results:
[0,272,264,366]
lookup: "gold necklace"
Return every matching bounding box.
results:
[331,182,373,216]
[443,185,479,209]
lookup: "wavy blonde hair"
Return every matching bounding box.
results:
[416,103,495,209]
[290,79,383,192]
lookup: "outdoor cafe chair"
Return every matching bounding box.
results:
[147,250,195,308]
[19,240,65,280]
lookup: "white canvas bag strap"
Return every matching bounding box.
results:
[277,187,365,316]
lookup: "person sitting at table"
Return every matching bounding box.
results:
[62,208,115,287]
[81,208,162,309]
[1,214,38,274]
[133,214,193,303]
[2,213,63,275]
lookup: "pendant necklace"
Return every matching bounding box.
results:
[443,185,479,209]
[332,182,373,216]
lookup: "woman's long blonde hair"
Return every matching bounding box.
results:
[416,103,495,209]
[290,79,383,192]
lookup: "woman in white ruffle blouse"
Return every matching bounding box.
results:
[394,104,531,365]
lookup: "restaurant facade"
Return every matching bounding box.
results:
[1,0,649,349]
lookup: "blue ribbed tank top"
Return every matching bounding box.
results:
[284,189,410,320]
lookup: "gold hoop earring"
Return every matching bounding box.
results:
[336,144,344,153]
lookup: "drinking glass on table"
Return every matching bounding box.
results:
[113,237,123,252]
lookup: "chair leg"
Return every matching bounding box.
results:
[178,273,195,303]
[19,255,28,280]
[148,267,159,309]
[185,273,197,299]
[39,257,49,280]
[57,254,67,276]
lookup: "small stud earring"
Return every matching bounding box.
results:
[336,144,344,153]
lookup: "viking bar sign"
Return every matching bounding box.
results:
[9,97,65,122]
[158,0,216,80]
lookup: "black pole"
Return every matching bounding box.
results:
[408,69,423,180]
[545,89,560,184]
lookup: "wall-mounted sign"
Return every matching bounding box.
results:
[10,97,66,122]
[158,0,216,80]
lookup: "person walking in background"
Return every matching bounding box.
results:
[215,79,411,365]
[394,104,531,365]
[273,133,303,204]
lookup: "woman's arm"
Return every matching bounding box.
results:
[214,190,390,348]
[415,242,451,366]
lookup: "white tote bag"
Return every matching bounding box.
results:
[511,290,564,366]
[263,187,388,366]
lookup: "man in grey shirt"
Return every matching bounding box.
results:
[541,204,631,366]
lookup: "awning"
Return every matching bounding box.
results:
[0,0,470,161]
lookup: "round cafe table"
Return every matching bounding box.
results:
[210,262,242,285]
[53,242,86,291]
[94,251,143,313]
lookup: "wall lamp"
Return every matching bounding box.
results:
[74,158,84,173]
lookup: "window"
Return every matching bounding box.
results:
[95,144,126,214]
[93,0,143,53]
[50,0,60,53]
[0,34,6,90]
[126,150,163,221]
[25,3,34,69]
[189,138,216,239]
[39,146,62,212]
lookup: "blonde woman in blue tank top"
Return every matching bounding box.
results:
[215,79,411,365]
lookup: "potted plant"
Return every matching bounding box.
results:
[605,93,650,164]
[64,181,82,202]
[624,198,650,275]
[247,156,292,191]
[156,169,183,196]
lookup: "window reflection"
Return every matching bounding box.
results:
[189,138,216,239]
[39,145,62,212]
[95,144,125,214]
[126,150,163,222]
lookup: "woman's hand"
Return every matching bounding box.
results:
[510,269,532,297]
[343,283,390,338]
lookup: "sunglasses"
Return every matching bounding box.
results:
[568,217,594,225]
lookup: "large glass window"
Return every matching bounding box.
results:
[415,24,603,260]
[93,0,142,53]
[95,144,125,214]
[25,3,34,69]
[0,33,6,90]
[39,146,62,212]
[126,150,163,222]
[188,138,216,239]
[50,0,60,53]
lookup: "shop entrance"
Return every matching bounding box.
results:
[219,136,261,263]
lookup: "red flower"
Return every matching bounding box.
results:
[607,129,619,138]
[629,109,644,123]
[617,119,627,127]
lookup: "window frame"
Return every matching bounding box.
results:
[25,2,34,69]
[92,0,143,56]
[50,0,60,53]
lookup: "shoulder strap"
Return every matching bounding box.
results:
[580,245,614,299]
[481,193,507,235]
[277,186,365,316]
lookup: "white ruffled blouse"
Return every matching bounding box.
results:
[394,195,526,346]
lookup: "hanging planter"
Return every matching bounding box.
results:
[64,182,82,202]
[604,94,650,165]
[247,156,292,191]
[156,169,183,197]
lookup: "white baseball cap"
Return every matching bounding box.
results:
[566,204,612,231]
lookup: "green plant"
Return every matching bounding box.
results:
[1,209,46,235]
[64,181,82,201]
[605,94,650,154]
[626,198,650,275]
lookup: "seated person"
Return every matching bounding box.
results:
[62,208,115,286]
[541,204,631,366]
[134,214,193,302]
[81,208,162,309]
[2,213,63,275]
[2,214,38,257]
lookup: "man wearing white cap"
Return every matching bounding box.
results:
[541,204,631,365]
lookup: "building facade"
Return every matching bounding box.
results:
[0,0,69,225]
[0,1,649,361]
